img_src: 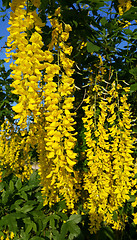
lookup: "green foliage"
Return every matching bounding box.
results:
[0,172,85,239]
[0,60,18,125]
[122,6,137,21]
[1,0,11,9]
[130,83,137,93]
[59,214,82,240]
[87,42,100,52]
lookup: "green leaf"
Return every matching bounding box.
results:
[43,214,60,230]
[60,222,70,239]
[32,222,37,232]
[15,178,22,190]
[69,228,80,240]
[21,184,37,192]
[57,200,67,211]
[0,232,4,237]
[60,221,81,240]
[2,0,11,8]
[9,180,14,193]
[35,202,43,211]
[103,227,114,240]
[59,214,82,240]
[19,191,28,200]
[97,226,115,240]
[129,67,137,77]
[124,29,133,35]
[2,190,9,204]
[20,230,30,240]
[87,41,100,53]
[68,214,81,224]
[89,0,109,10]
[57,212,68,221]
[128,195,136,203]
[0,182,4,192]
[122,6,137,21]
[73,20,78,27]
[27,200,37,205]
[21,205,34,213]
[24,220,37,235]
[133,126,137,133]
[52,228,60,238]
[134,173,137,179]
[100,17,107,26]
[0,214,17,232]
[130,83,137,93]
[76,0,82,4]
[29,171,39,185]
[23,217,32,225]
[35,192,43,202]
[25,223,33,234]
[10,203,21,212]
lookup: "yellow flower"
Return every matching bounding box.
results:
[108,113,116,124]
[10,232,15,239]
[12,102,24,113]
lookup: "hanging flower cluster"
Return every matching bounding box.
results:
[117,0,132,28]
[0,120,32,180]
[106,81,135,230]
[118,0,132,28]
[38,8,80,209]
[5,1,79,210]
[6,0,46,128]
[83,69,135,233]
[0,230,15,240]
[118,0,132,15]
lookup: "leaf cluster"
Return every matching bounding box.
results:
[0,61,18,125]
[0,172,84,240]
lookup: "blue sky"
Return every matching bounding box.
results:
[0,0,10,68]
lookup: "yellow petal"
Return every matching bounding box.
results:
[48,151,55,158]
[66,157,76,166]
[67,150,77,159]
[12,103,24,113]
[65,165,73,172]
[46,171,54,178]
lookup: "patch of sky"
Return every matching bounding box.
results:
[0,0,10,62]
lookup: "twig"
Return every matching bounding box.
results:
[0,42,6,52]
[74,88,87,112]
